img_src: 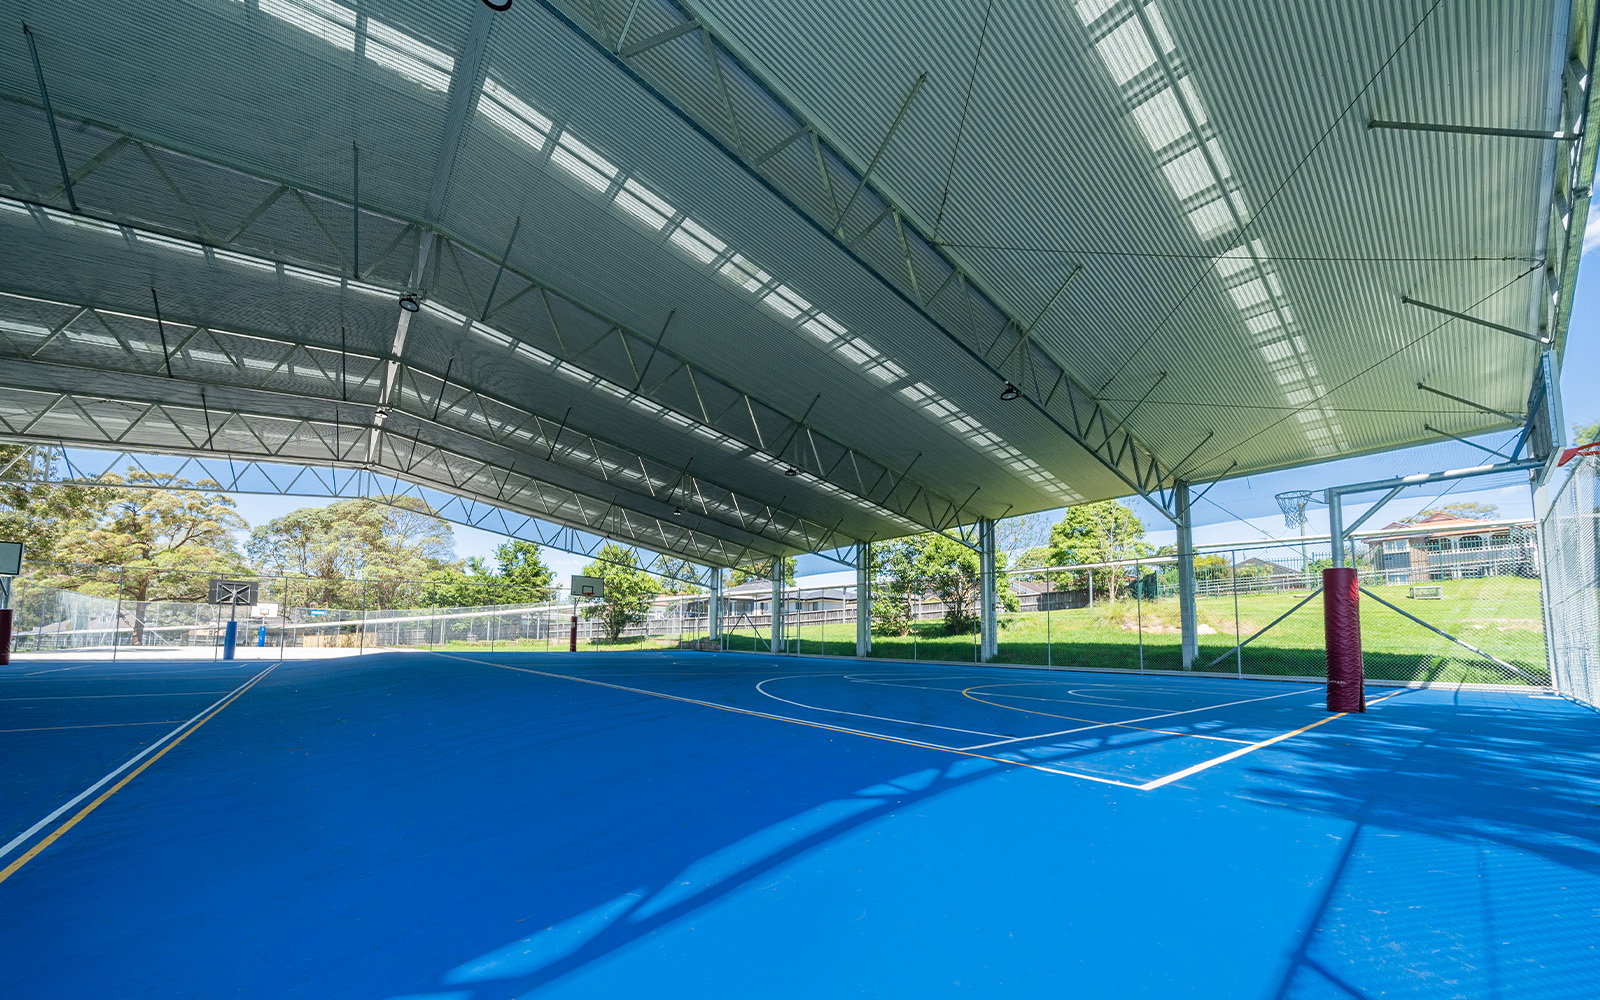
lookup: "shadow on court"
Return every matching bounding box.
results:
[3,655,1597,999]
[1238,692,1600,1000]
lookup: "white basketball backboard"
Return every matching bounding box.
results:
[571,575,605,598]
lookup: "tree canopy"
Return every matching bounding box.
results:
[246,497,458,609]
[580,543,659,643]
[1400,501,1500,525]
[729,555,795,587]
[1047,501,1151,601]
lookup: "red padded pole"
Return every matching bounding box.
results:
[1322,567,1365,713]
[0,609,11,666]
[570,614,578,652]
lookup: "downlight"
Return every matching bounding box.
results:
[999,382,1020,401]
[398,294,421,313]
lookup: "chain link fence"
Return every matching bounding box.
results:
[4,567,712,659]
[4,518,1555,688]
[1540,456,1599,706]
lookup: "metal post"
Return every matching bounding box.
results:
[1232,549,1242,676]
[1176,482,1199,670]
[280,574,288,660]
[1328,490,1346,568]
[1136,560,1145,674]
[1046,576,1052,668]
[709,572,723,651]
[770,559,783,654]
[979,517,997,662]
[490,581,498,653]
[856,542,872,658]
[111,566,124,664]
[359,578,368,655]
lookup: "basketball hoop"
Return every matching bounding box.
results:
[1274,490,1321,529]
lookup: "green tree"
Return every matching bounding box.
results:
[654,556,704,595]
[729,555,795,587]
[580,543,659,643]
[247,497,458,610]
[492,539,555,604]
[0,446,119,569]
[46,471,248,644]
[871,537,926,636]
[1574,420,1599,445]
[1047,501,1151,602]
[1400,501,1500,525]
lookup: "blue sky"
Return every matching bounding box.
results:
[227,212,1600,582]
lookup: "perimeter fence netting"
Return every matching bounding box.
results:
[1540,455,1600,707]
[4,518,1555,689]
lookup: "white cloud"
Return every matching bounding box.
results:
[1585,209,1600,256]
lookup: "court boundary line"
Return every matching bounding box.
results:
[960,687,1256,745]
[431,653,1148,789]
[960,685,1322,750]
[0,720,186,735]
[1137,689,1409,790]
[0,664,277,883]
[430,653,1402,793]
[754,675,1014,739]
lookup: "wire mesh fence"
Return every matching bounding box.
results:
[2,517,1552,688]
[3,568,713,659]
[1540,456,1599,707]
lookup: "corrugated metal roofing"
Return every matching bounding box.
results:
[0,0,1593,568]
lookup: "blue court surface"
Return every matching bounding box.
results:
[2,651,1597,999]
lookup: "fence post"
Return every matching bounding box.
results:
[1046,577,1052,669]
[1232,549,1243,676]
[279,574,288,661]
[1176,481,1199,669]
[111,566,124,665]
[359,578,368,655]
[1136,559,1145,674]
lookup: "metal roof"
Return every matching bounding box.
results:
[0,0,1594,569]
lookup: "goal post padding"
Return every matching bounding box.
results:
[1323,567,1365,713]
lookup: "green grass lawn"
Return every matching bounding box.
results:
[722,575,1547,686]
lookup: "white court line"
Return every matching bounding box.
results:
[959,686,1323,750]
[754,675,1014,738]
[0,665,276,865]
[0,692,235,701]
[23,665,92,676]
[430,653,1146,789]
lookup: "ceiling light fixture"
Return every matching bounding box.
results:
[399,294,420,312]
[999,382,1020,401]
[671,506,684,516]
[784,466,800,477]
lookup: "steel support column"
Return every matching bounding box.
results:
[1327,490,1346,568]
[979,517,997,662]
[770,560,783,653]
[1176,482,1199,670]
[856,541,872,657]
[708,572,722,649]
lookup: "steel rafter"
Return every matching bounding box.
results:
[0,442,713,584]
[0,367,812,569]
[540,0,1189,518]
[0,96,982,537]
[0,281,860,559]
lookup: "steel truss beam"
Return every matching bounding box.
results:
[540,0,1189,519]
[0,97,982,539]
[0,443,711,585]
[0,359,827,570]
[0,280,864,561]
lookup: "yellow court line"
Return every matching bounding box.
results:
[1138,689,1408,791]
[0,721,185,734]
[0,665,277,886]
[961,687,1256,745]
[436,654,1148,789]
